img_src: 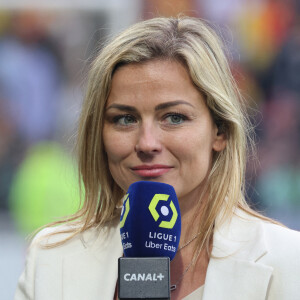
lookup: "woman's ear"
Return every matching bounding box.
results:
[213,134,226,152]
[212,124,227,152]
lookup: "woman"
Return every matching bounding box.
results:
[15,16,300,300]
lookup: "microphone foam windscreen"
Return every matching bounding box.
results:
[120,181,181,261]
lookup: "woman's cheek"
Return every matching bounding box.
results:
[104,132,133,162]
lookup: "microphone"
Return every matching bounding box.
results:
[118,181,181,300]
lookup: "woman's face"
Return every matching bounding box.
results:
[103,59,226,202]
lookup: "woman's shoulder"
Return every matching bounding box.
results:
[262,221,300,254]
[241,212,300,277]
[30,219,120,256]
[15,220,121,300]
[217,208,300,261]
[256,219,300,298]
[231,210,300,281]
[240,209,300,252]
[263,220,300,237]
[234,208,300,245]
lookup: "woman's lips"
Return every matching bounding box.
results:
[131,165,173,177]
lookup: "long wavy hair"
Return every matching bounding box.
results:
[44,16,273,254]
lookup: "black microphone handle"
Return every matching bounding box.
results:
[118,257,170,300]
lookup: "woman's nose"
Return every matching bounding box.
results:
[134,124,162,155]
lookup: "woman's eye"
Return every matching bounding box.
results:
[114,115,136,126]
[164,113,186,125]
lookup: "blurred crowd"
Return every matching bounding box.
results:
[0,10,104,234]
[0,0,299,238]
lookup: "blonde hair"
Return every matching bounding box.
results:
[45,16,272,251]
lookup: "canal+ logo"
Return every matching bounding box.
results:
[148,194,178,229]
[120,194,130,229]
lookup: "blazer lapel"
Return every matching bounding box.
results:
[203,210,273,300]
[62,222,122,300]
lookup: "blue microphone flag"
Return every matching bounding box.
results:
[120,181,181,261]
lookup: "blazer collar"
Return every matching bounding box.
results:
[203,209,273,300]
[62,221,122,300]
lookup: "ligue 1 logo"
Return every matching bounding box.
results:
[148,194,178,229]
[120,194,130,229]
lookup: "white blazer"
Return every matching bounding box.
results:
[14,209,300,300]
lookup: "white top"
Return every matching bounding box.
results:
[183,285,204,300]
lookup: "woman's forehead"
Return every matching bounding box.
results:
[106,59,205,109]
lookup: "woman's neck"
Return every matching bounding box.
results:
[178,187,208,243]
[169,187,211,299]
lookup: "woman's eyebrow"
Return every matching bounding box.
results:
[155,100,195,111]
[106,104,137,112]
[106,100,195,112]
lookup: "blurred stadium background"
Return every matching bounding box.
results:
[1,0,300,298]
